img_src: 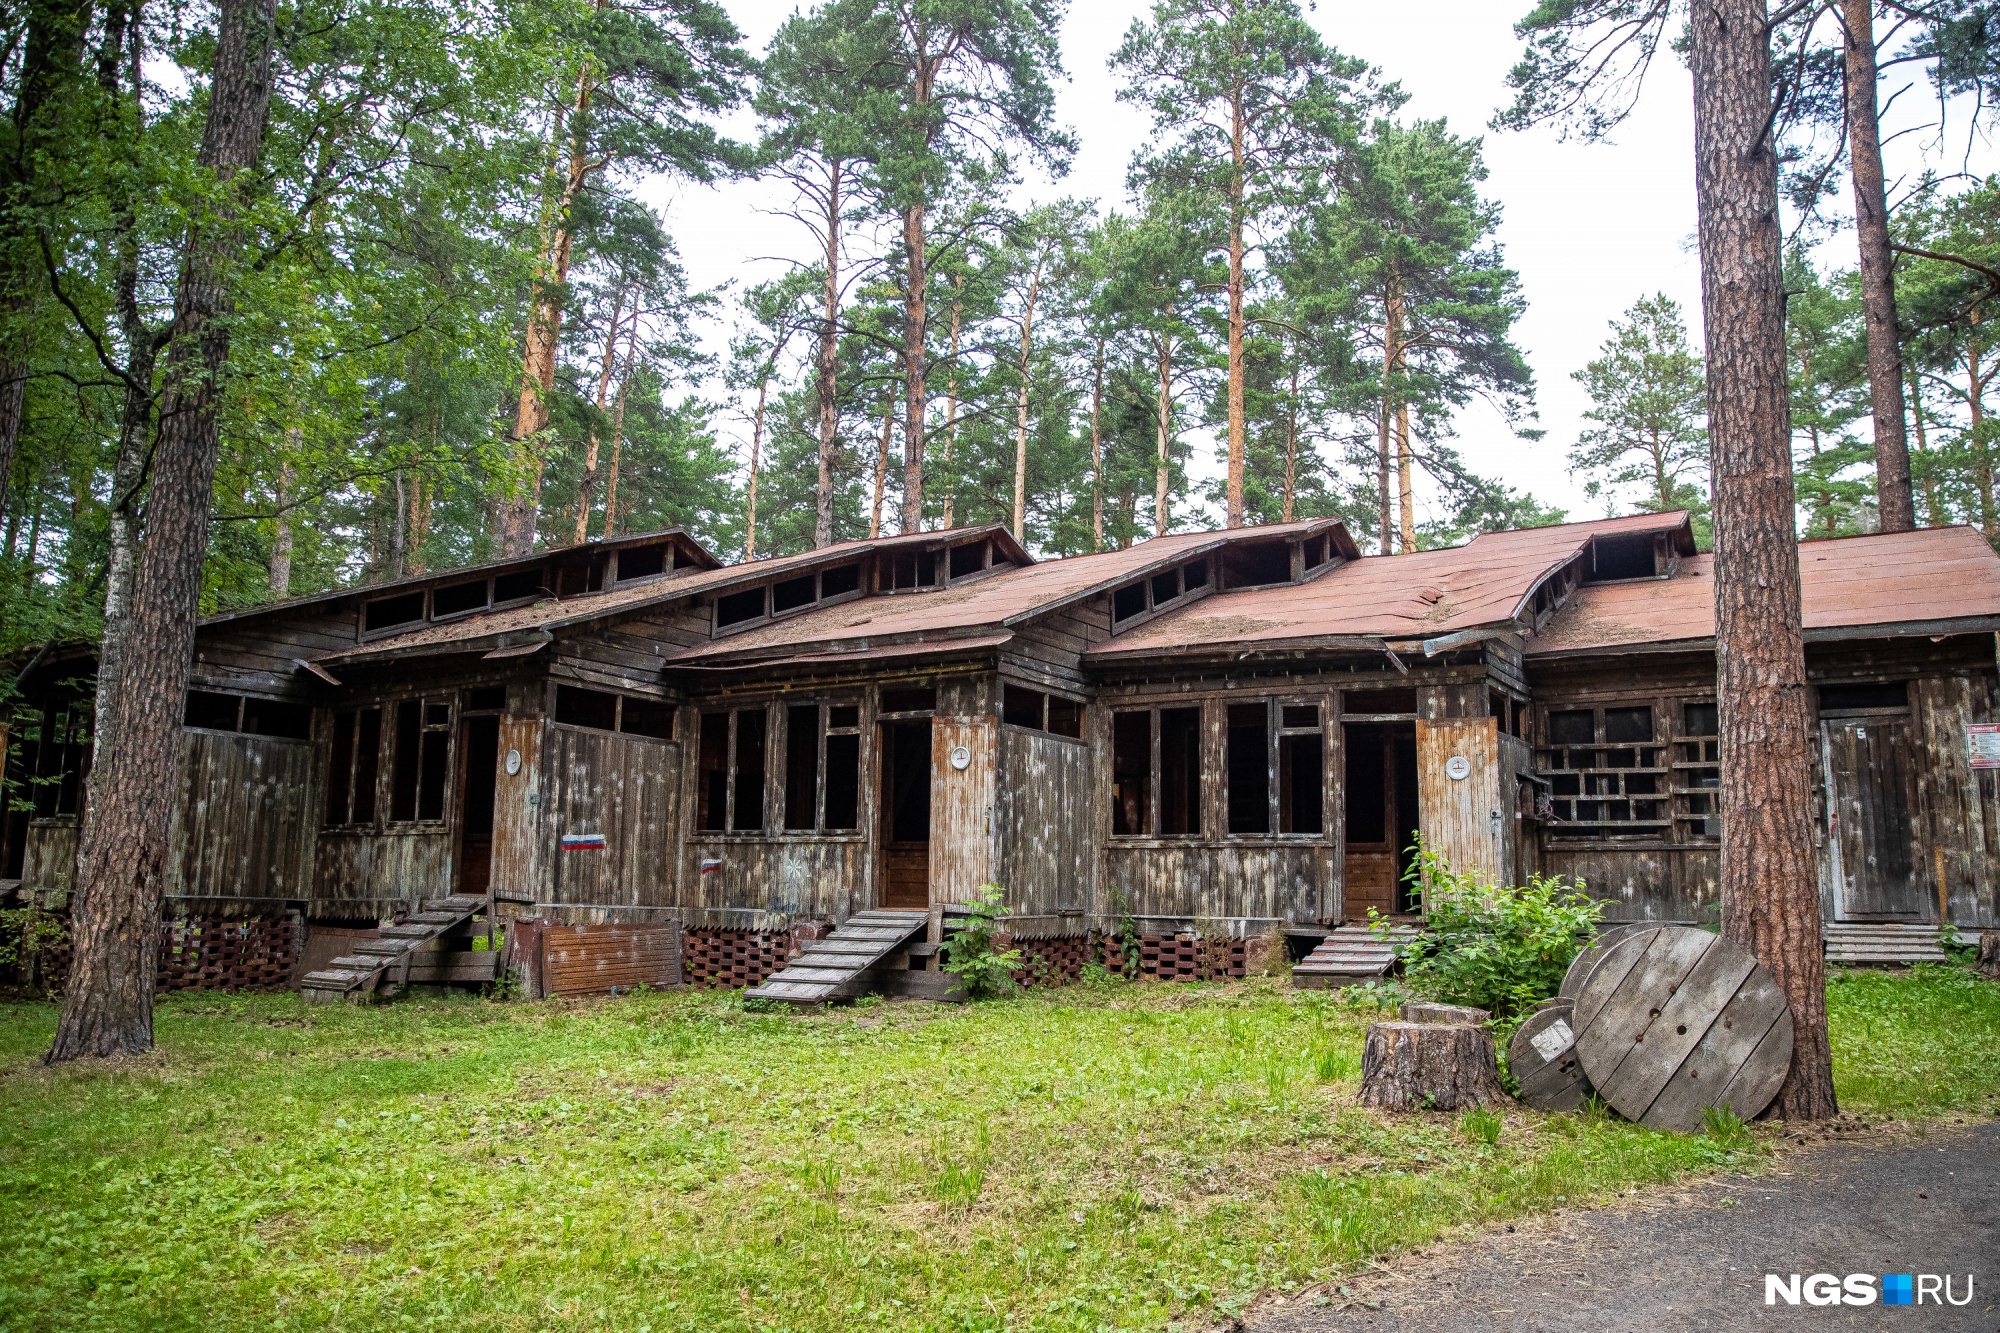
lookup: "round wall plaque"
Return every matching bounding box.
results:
[505,748,522,776]
[1444,754,1472,781]
[949,744,972,771]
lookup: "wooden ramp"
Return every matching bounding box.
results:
[743,909,931,1006]
[300,895,492,1003]
[1291,922,1420,988]
[1823,921,1951,966]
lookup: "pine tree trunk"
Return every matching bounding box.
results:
[50,0,279,1063]
[1091,338,1105,552]
[942,276,962,529]
[1011,256,1043,543]
[1224,88,1248,528]
[814,158,842,549]
[1154,338,1172,537]
[268,450,294,595]
[603,316,637,538]
[745,375,767,559]
[1690,0,1837,1120]
[1841,0,1915,532]
[1909,365,1939,526]
[900,199,928,532]
[573,294,624,545]
[1970,327,1995,539]
[871,397,893,539]
[1379,287,1402,554]
[1396,398,1416,554]
[1283,363,1299,523]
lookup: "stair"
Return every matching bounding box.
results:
[1291,922,1421,989]
[743,909,932,1006]
[300,895,490,1003]
[1823,921,1951,966]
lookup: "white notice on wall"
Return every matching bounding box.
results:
[1529,1018,1576,1063]
[1969,723,2000,770]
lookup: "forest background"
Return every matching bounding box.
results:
[5,0,2000,658]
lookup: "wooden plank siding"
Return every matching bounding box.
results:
[491,715,547,905]
[931,713,997,905]
[1414,717,1505,884]
[545,726,678,907]
[994,727,1091,925]
[21,818,79,895]
[312,831,453,917]
[168,729,320,902]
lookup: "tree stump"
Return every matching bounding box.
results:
[1359,1021,1508,1111]
[1507,998,1592,1112]
[1400,1000,1490,1025]
[1979,931,2000,982]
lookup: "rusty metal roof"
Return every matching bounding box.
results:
[1087,512,1695,661]
[1526,525,2000,656]
[314,524,1025,666]
[663,518,1353,667]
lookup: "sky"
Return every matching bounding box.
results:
[641,1,1992,533]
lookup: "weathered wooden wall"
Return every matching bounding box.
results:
[1914,671,2000,927]
[21,818,78,894]
[545,726,678,907]
[312,831,453,917]
[168,729,319,902]
[995,725,1091,923]
[490,714,546,905]
[931,708,997,905]
[1414,717,1504,883]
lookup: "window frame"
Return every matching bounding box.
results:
[387,696,454,826]
[1223,696,1327,842]
[323,704,384,830]
[1106,702,1206,841]
[776,699,866,838]
[1108,557,1214,630]
[999,681,1086,742]
[1536,694,1720,846]
[694,704,776,836]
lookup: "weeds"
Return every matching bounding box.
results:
[1461,1105,1504,1145]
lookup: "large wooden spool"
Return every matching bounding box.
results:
[1557,922,1646,1001]
[1571,926,1793,1132]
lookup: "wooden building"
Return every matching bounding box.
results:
[5,510,1997,979]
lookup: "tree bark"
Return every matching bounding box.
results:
[1225,85,1248,527]
[1282,362,1299,523]
[1378,285,1402,553]
[1690,0,1837,1120]
[497,67,595,557]
[744,372,767,559]
[1358,1021,1507,1111]
[1968,322,1995,539]
[1396,397,1416,554]
[871,395,893,539]
[1154,337,1172,536]
[1840,0,1915,532]
[1908,364,1940,526]
[1011,252,1045,543]
[1090,336,1104,551]
[942,274,962,529]
[268,448,294,594]
[603,319,637,539]
[50,0,279,1062]
[573,292,625,545]
[814,157,842,549]
[900,199,928,533]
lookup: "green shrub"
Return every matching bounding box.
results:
[1375,840,1602,1020]
[941,884,1024,999]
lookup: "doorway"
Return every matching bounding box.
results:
[1342,722,1421,917]
[457,715,500,897]
[880,719,932,909]
[1821,714,1926,919]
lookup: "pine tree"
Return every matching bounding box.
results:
[1571,294,1711,537]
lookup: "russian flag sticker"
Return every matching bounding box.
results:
[560,832,608,852]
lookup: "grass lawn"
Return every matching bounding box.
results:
[2,966,1996,1333]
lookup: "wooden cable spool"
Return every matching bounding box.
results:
[1557,921,1647,1001]
[1506,997,1591,1112]
[1571,925,1793,1132]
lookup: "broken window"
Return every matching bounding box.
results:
[1160,707,1202,835]
[772,574,817,613]
[363,592,425,633]
[14,701,91,819]
[1111,559,1211,626]
[324,707,382,827]
[1221,540,1291,588]
[949,541,985,579]
[1675,701,1720,838]
[390,697,451,823]
[1818,681,1908,712]
[553,686,673,739]
[879,685,935,714]
[696,707,768,832]
[1224,699,1324,837]
[780,702,862,833]
[715,586,766,628]
[1538,703,1669,836]
[493,568,545,603]
[616,544,668,582]
[820,563,861,598]
[1046,695,1083,738]
[430,579,489,618]
[1002,684,1084,739]
[185,691,312,739]
[1226,703,1270,834]
[1111,711,1152,836]
[887,551,939,590]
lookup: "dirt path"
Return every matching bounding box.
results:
[1252,1119,1999,1332]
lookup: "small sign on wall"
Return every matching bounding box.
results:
[560,832,607,852]
[1969,723,2000,770]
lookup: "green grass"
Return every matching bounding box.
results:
[0,967,1994,1333]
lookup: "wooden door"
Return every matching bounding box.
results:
[880,720,931,909]
[1822,716,1926,919]
[490,716,545,903]
[1415,717,1504,885]
[930,716,996,905]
